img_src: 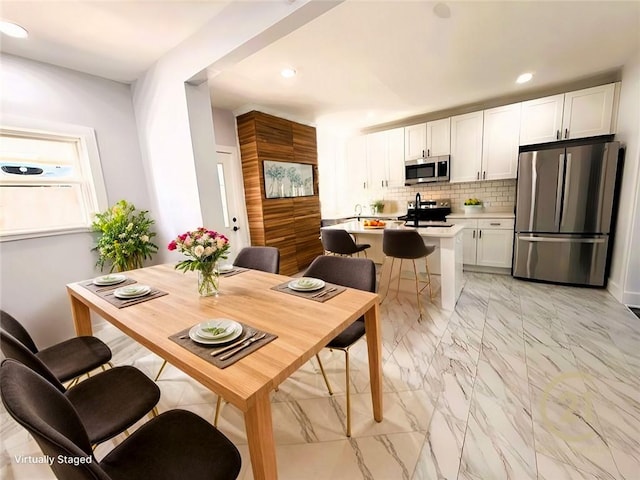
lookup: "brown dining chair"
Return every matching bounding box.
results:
[320,228,370,257]
[0,331,160,446]
[233,246,280,273]
[303,255,376,436]
[381,229,435,320]
[0,309,113,385]
[1,359,242,480]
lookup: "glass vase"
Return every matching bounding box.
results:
[197,262,219,297]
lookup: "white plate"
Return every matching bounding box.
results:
[196,319,240,340]
[288,277,325,292]
[93,274,127,286]
[114,284,151,299]
[219,264,234,273]
[189,323,243,345]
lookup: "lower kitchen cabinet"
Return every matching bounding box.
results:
[450,217,514,269]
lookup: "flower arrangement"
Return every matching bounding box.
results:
[168,228,230,296]
[92,200,158,272]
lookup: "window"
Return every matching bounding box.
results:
[0,117,107,240]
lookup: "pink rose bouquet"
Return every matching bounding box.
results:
[168,227,230,273]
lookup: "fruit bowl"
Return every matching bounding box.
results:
[463,204,483,214]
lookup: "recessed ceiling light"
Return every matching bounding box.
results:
[433,3,451,19]
[281,68,296,78]
[0,21,28,39]
[516,72,533,84]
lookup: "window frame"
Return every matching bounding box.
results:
[0,115,108,242]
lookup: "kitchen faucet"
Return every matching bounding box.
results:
[414,192,421,227]
[354,203,362,220]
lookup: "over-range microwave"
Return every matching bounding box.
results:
[404,155,450,185]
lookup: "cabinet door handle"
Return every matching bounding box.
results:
[381,180,384,187]
[556,130,561,140]
[385,180,389,187]
[476,171,480,180]
[565,128,569,139]
[363,182,366,189]
[479,230,482,239]
[483,171,486,180]
[472,230,476,239]
[490,222,501,226]
[427,149,430,157]
[422,149,425,158]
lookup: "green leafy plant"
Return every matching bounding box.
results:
[91,200,159,272]
[371,200,385,213]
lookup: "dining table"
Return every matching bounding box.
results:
[66,263,383,480]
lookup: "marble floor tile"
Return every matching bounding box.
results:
[3,272,640,480]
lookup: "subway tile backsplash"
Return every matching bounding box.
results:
[381,179,516,213]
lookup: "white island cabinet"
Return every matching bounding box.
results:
[322,222,464,311]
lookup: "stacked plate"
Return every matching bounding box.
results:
[93,274,127,286]
[219,264,234,274]
[113,284,151,299]
[288,277,325,292]
[189,318,243,345]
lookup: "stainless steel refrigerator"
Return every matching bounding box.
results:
[513,141,620,286]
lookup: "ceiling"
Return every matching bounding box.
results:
[1,1,639,133]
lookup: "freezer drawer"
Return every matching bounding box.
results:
[513,234,609,286]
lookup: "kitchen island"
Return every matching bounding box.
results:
[322,221,464,310]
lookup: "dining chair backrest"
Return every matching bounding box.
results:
[382,229,432,259]
[0,359,102,480]
[304,255,376,294]
[0,310,38,353]
[0,330,66,392]
[233,246,280,273]
[320,229,360,256]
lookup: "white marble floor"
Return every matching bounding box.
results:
[2,272,639,479]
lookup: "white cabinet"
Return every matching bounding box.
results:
[481,103,521,180]
[404,118,450,160]
[345,135,368,198]
[450,217,514,269]
[450,111,484,183]
[520,84,615,145]
[366,128,405,189]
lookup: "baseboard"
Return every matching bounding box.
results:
[622,290,640,308]
[462,265,511,275]
[607,278,623,302]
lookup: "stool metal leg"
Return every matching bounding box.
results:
[395,259,403,299]
[412,259,424,321]
[380,256,395,303]
[316,354,333,395]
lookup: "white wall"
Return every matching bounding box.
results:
[0,54,151,346]
[131,1,340,264]
[609,50,640,306]
[211,107,238,147]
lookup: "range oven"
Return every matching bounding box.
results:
[397,198,452,228]
[404,155,450,185]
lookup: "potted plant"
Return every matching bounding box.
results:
[370,200,385,215]
[92,200,159,272]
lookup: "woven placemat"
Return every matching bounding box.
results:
[221,267,249,277]
[94,288,168,309]
[271,281,346,302]
[169,322,277,369]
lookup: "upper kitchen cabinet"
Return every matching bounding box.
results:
[520,83,616,145]
[481,103,521,180]
[450,111,484,183]
[346,134,368,194]
[374,127,404,188]
[404,118,450,161]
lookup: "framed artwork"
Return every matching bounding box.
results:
[263,161,314,199]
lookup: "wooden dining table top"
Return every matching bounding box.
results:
[66,263,380,412]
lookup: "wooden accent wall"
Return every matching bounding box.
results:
[237,111,323,275]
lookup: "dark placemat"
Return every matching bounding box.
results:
[96,288,168,309]
[169,322,277,369]
[221,267,249,277]
[81,277,137,293]
[271,281,346,302]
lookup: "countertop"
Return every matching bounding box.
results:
[323,220,465,238]
[321,212,404,221]
[447,212,515,219]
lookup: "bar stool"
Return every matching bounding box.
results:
[381,229,435,319]
[320,228,370,257]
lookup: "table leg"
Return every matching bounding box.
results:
[245,391,278,480]
[68,291,93,336]
[364,302,383,422]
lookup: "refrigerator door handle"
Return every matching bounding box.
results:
[554,154,566,230]
[519,236,606,244]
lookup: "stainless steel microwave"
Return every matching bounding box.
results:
[404,155,450,185]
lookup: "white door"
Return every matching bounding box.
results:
[216,148,248,259]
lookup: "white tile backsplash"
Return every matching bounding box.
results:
[383,180,516,213]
